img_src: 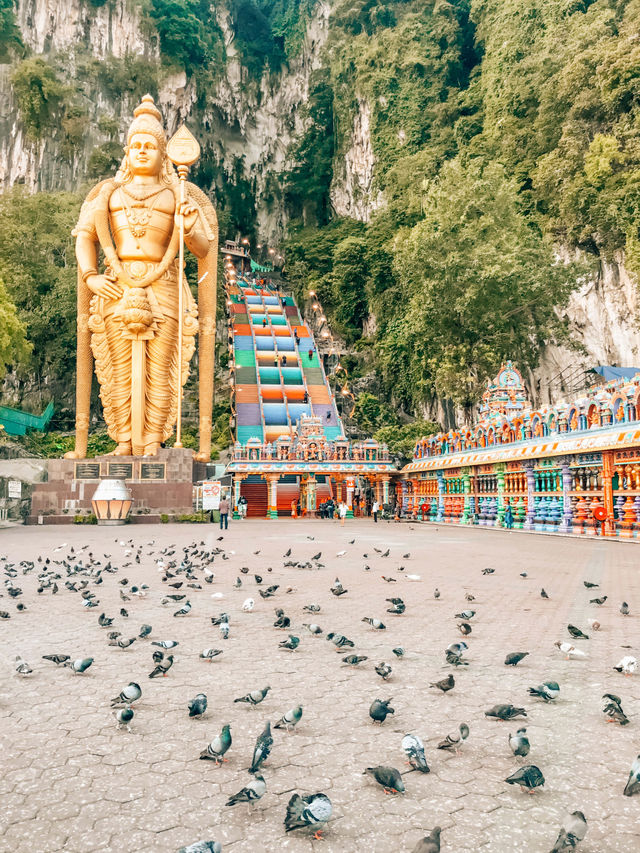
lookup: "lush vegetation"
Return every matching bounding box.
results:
[283,0,640,425]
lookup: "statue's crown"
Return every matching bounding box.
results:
[127,95,166,151]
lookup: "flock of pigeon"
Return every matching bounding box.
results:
[2,529,640,852]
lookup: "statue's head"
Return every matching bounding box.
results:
[117,95,173,184]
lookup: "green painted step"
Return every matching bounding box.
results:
[302,368,324,384]
[235,351,256,366]
[237,425,264,443]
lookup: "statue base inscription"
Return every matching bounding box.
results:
[28,447,200,524]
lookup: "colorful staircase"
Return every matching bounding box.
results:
[229,277,343,444]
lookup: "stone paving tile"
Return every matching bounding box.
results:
[1,520,639,851]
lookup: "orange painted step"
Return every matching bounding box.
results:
[261,387,285,401]
[235,384,260,403]
[307,385,330,404]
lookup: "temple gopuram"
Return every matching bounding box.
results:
[400,361,640,538]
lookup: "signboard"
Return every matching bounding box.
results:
[74,462,101,480]
[7,480,21,499]
[202,481,222,510]
[108,462,133,479]
[140,463,166,481]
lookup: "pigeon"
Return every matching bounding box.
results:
[554,642,586,660]
[279,635,300,651]
[509,728,530,758]
[42,654,70,666]
[226,772,266,807]
[386,597,405,614]
[455,610,475,620]
[505,652,529,666]
[589,595,607,605]
[402,733,430,773]
[249,721,273,773]
[283,548,291,557]
[199,725,232,764]
[603,693,629,726]
[541,588,549,599]
[437,723,470,752]
[284,792,332,839]
[303,603,321,612]
[241,598,255,612]
[363,765,405,794]
[199,648,223,661]
[549,810,588,851]
[275,705,303,732]
[429,674,455,693]
[458,622,472,635]
[331,578,348,596]
[505,764,545,792]
[109,636,137,649]
[411,826,441,853]
[620,601,630,615]
[326,632,354,649]
[115,706,134,732]
[375,662,392,680]
[342,654,368,666]
[178,841,222,852]
[485,704,527,720]
[152,650,165,664]
[148,654,173,678]
[303,623,323,635]
[14,655,32,676]
[482,567,495,574]
[464,593,475,602]
[623,754,640,795]
[369,698,394,723]
[98,612,114,627]
[188,693,208,718]
[586,618,600,631]
[273,610,290,628]
[111,682,141,706]
[528,681,560,702]
[583,581,598,588]
[151,640,179,649]
[234,686,270,706]
[173,601,191,617]
[362,617,386,630]
[567,624,589,639]
[210,613,229,625]
[613,656,637,676]
[220,622,230,640]
[392,647,405,658]
[64,657,93,674]
[138,624,152,638]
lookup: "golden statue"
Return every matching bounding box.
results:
[66,95,217,460]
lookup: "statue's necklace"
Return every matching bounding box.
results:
[119,187,164,243]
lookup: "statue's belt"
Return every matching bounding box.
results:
[111,259,180,285]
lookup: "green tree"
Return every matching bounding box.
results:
[0,189,80,395]
[384,157,581,409]
[11,58,67,139]
[0,275,30,373]
[0,0,23,62]
[148,0,209,72]
[330,235,369,341]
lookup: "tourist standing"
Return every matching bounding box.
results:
[339,501,347,526]
[219,495,230,530]
[372,499,379,523]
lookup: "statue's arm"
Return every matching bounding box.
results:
[184,212,210,259]
[76,232,122,301]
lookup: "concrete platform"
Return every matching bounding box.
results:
[1,520,639,852]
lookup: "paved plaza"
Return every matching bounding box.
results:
[1,519,639,852]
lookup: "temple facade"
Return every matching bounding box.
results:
[399,362,640,538]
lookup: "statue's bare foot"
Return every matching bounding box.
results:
[143,442,161,456]
[64,449,86,460]
[194,450,210,462]
[112,442,132,456]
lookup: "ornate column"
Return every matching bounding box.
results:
[233,474,243,520]
[602,451,615,537]
[523,462,535,530]
[558,459,572,533]
[436,471,445,521]
[306,474,317,518]
[266,474,278,519]
[346,477,355,518]
[461,468,471,524]
[496,464,505,527]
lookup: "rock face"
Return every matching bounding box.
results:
[1,0,639,404]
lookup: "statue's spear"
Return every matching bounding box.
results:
[167,125,200,449]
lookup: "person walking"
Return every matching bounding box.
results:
[219,495,230,530]
[238,495,248,520]
[339,501,347,526]
[372,499,379,523]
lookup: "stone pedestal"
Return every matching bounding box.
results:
[28,447,196,524]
